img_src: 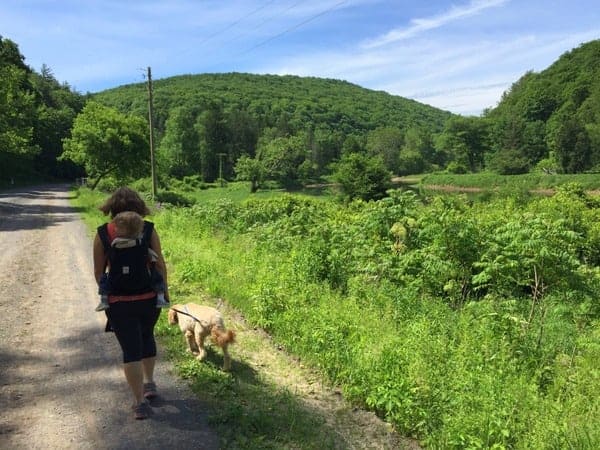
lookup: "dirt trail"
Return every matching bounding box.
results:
[0,185,219,450]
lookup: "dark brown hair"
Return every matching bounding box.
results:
[98,187,151,218]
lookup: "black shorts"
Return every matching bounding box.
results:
[106,298,160,363]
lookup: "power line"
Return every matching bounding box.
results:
[194,0,278,48]
[164,0,278,65]
[239,0,350,56]
[150,0,350,80]
[221,0,305,48]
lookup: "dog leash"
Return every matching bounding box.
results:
[171,306,208,326]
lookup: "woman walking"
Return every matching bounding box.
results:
[93,187,169,420]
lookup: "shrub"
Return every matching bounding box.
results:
[331,153,392,202]
[156,189,194,206]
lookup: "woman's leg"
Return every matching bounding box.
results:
[123,361,144,405]
[108,303,147,406]
[140,304,160,398]
[141,356,156,384]
[109,300,160,404]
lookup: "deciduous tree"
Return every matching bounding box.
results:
[61,102,149,189]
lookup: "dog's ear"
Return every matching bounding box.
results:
[168,308,178,325]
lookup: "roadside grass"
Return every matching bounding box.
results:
[71,175,600,448]
[70,186,387,450]
[153,293,349,450]
[185,181,283,203]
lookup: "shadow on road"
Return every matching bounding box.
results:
[0,185,85,232]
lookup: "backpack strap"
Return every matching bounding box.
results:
[97,223,112,273]
[97,223,111,252]
[142,221,154,245]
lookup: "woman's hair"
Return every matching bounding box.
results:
[98,187,151,218]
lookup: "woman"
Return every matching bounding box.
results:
[93,187,169,420]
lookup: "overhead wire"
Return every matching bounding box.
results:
[220,0,305,48]
[165,0,279,63]
[195,0,279,48]
[151,0,351,78]
[238,0,350,56]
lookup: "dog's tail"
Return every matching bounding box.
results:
[211,327,236,347]
[167,308,179,325]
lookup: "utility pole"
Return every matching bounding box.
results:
[147,66,158,200]
[217,152,227,187]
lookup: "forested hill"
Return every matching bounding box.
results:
[490,39,600,120]
[94,72,452,138]
[483,39,600,174]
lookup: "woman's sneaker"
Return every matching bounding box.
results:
[143,382,158,400]
[133,401,150,420]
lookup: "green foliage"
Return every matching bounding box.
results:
[0,37,84,186]
[234,155,265,193]
[331,153,392,202]
[554,116,593,173]
[157,105,200,178]
[0,64,36,157]
[486,39,600,175]
[487,147,530,175]
[365,127,403,173]
[436,115,490,172]
[61,101,149,189]
[95,72,451,140]
[257,133,308,188]
[73,184,600,448]
[93,72,452,184]
[421,172,600,191]
[155,190,194,207]
[473,213,583,302]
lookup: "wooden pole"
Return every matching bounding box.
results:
[147,66,158,200]
[217,152,226,187]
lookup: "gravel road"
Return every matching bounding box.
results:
[0,185,220,450]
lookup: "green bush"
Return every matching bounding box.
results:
[115,186,600,448]
[331,153,392,202]
[156,189,194,206]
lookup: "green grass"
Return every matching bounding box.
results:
[157,180,336,206]
[72,178,600,448]
[420,172,600,191]
[71,186,359,450]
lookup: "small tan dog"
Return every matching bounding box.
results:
[168,303,236,371]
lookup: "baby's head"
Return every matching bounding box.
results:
[113,211,144,239]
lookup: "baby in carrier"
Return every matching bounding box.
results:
[95,211,169,311]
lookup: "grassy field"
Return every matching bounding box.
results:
[418,172,600,192]
[71,186,405,450]
[72,177,600,448]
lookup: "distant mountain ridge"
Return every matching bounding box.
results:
[94,72,453,136]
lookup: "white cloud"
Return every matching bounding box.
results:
[362,0,510,48]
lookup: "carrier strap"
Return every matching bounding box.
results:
[97,220,154,252]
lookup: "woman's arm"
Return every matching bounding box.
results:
[150,229,169,300]
[93,233,107,284]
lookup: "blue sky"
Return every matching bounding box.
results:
[2,0,599,115]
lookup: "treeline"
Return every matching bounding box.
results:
[92,73,452,189]
[3,34,600,195]
[0,36,85,186]
[439,39,600,175]
[90,39,600,194]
